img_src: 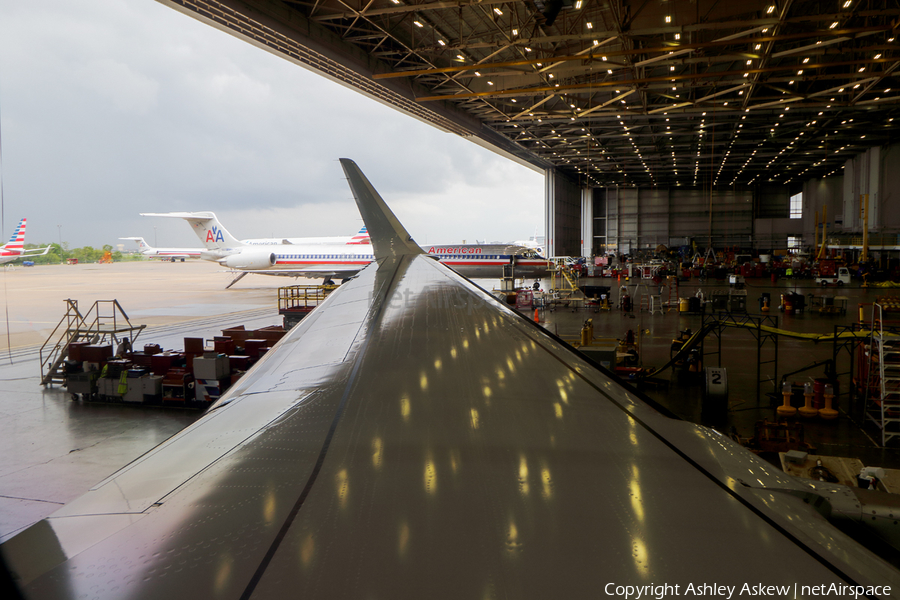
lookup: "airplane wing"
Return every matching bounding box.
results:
[2,160,899,599]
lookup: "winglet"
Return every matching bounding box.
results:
[339,159,423,261]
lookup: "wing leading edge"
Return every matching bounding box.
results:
[2,161,899,599]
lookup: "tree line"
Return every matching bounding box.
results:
[20,244,144,265]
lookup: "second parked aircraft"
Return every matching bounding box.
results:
[142,211,547,284]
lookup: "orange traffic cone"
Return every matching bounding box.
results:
[534,308,540,323]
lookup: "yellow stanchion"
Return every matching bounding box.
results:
[777,381,797,417]
[819,383,838,420]
[799,382,818,418]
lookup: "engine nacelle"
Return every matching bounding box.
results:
[221,251,276,270]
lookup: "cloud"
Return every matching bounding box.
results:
[0,0,544,249]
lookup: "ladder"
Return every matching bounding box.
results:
[40,299,146,386]
[637,283,662,314]
[663,277,678,312]
[865,303,900,445]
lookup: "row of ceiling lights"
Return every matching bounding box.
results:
[409,0,888,187]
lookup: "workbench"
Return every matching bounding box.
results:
[779,453,899,493]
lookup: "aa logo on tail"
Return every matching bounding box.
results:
[206,227,225,243]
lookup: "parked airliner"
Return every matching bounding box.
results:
[143,211,548,284]
[142,212,370,248]
[119,237,202,261]
[0,218,51,265]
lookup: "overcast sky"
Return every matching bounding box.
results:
[0,0,544,250]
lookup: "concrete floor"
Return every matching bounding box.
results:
[526,274,900,472]
[0,261,284,542]
[1,262,899,544]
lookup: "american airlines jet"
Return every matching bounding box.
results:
[119,237,203,261]
[142,212,370,248]
[0,218,51,264]
[142,211,548,285]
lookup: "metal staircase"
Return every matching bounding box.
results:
[40,299,146,386]
[865,303,900,445]
[549,260,580,293]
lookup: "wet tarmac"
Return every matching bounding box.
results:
[0,260,284,541]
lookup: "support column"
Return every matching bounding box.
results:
[581,187,593,258]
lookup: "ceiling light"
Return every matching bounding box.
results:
[875,53,882,59]
[802,57,809,63]
[586,22,593,29]
[456,54,464,61]
[675,33,681,40]
[525,47,532,52]
[830,21,838,29]
[602,56,608,61]
[665,15,671,23]
[755,44,762,50]
[767,5,775,14]
[414,20,423,27]
[438,39,445,46]
[487,81,494,86]
[797,70,803,75]
[575,0,583,8]
[493,8,503,16]
[474,71,481,76]
[512,29,518,36]
[843,0,852,6]
[593,40,599,45]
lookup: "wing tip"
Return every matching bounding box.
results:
[338,159,423,262]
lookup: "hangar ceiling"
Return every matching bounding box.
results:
[165,0,900,189]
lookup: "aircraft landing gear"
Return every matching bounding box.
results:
[323,279,335,286]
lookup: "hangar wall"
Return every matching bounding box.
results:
[558,142,900,258]
[802,141,900,245]
[590,188,756,256]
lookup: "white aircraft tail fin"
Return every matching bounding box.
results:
[119,237,152,251]
[140,212,244,250]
